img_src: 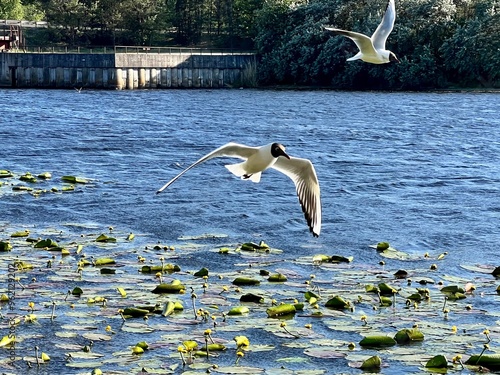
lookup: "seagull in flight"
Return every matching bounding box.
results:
[325,0,399,64]
[156,142,322,237]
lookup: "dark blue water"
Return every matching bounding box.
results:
[1,89,499,374]
[1,89,498,261]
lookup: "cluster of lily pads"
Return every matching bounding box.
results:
[1,190,500,373]
[0,169,90,196]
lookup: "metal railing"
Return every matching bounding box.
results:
[0,19,48,28]
[7,45,256,55]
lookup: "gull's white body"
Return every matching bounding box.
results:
[157,142,322,237]
[325,0,398,64]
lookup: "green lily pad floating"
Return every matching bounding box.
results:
[198,343,225,352]
[161,301,176,316]
[425,354,448,368]
[123,307,150,318]
[394,269,408,278]
[233,277,260,286]
[394,328,424,344]
[329,255,354,263]
[376,242,390,251]
[379,295,393,306]
[194,267,209,277]
[100,268,116,274]
[93,258,116,266]
[14,260,33,269]
[61,175,89,184]
[12,186,33,191]
[268,273,287,282]
[406,292,423,302]
[266,304,296,318]
[0,241,13,252]
[34,238,58,248]
[359,335,396,347]
[240,241,270,251]
[95,234,117,243]
[365,284,380,293]
[72,287,83,296]
[240,293,264,304]
[37,172,52,179]
[325,295,350,310]
[305,291,319,301]
[378,282,398,295]
[370,242,412,260]
[465,354,500,369]
[227,306,250,315]
[0,170,14,178]
[360,355,382,370]
[141,264,181,273]
[19,172,37,183]
[11,230,30,237]
[440,285,465,294]
[151,281,185,294]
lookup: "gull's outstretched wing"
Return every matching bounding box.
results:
[324,27,377,56]
[371,0,396,50]
[272,156,322,237]
[156,142,258,193]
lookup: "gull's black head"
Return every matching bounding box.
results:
[390,52,400,63]
[271,143,290,159]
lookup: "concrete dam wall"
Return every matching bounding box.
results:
[0,51,256,89]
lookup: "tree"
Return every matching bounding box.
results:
[0,0,24,19]
[441,13,500,87]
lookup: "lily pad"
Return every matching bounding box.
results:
[62,175,89,184]
[0,241,12,252]
[359,336,396,347]
[151,282,185,294]
[360,355,382,370]
[465,354,500,369]
[233,277,261,286]
[425,354,448,368]
[266,304,296,318]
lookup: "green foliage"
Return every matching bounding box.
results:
[9,0,500,88]
[254,0,500,89]
[0,0,25,19]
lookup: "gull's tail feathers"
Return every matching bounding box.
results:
[225,163,262,183]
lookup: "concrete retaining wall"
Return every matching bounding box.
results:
[0,52,256,89]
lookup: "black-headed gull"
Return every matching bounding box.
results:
[157,142,322,237]
[325,0,399,64]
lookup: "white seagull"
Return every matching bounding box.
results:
[156,142,322,237]
[325,0,399,64]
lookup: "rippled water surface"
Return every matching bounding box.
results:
[0,89,499,373]
[2,89,498,258]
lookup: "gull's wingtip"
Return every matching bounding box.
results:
[156,184,168,194]
[311,227,320,237]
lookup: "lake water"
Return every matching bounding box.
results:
[2,89,498,260]
[0,89,499,374]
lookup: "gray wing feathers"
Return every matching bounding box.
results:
[156,142,258,193]
[272,157,322,237]
[372,0,396,50]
